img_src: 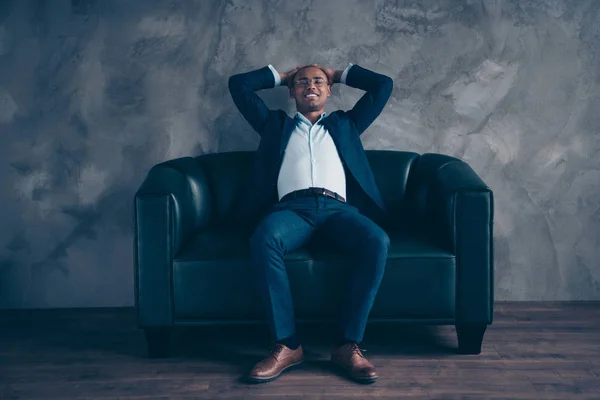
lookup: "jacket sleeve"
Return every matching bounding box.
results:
[228,66,278,136]
[344,65,393,136]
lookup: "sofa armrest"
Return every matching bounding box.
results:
[406,153,494,325]
[133,157,212,327]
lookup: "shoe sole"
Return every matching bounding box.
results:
[246,360,304,384]
[331,360,379,384]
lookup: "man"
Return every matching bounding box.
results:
[228,61,393,384]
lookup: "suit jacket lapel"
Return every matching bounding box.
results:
[279,116,297,159]
[323,117,366,190]
[321,117,347,164]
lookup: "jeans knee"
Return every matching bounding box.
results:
[250,228,283,254]
[368,229,389,252]
[362,229,389,266]
[381,230,390,249]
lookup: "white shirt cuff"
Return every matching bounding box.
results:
[340,63,354,84]
[268,64,281,87]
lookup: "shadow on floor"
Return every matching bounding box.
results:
[0,309,459,371]
[168,323,457,363]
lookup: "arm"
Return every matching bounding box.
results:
[228,65,301,136]
[228,66,277,136]
[406,153,494,325]
[343,64,393,136]
[133,157,212,327]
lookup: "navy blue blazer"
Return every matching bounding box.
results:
[228,64,393,230]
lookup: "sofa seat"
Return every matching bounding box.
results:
[172,228,456,322]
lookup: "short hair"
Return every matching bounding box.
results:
[290,66,328,88]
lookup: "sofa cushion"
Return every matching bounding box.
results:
[172,228,456,322]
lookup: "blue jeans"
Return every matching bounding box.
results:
[249,194,389,343]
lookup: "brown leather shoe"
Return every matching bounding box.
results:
[331,342,378,384]
[247,343,304,383]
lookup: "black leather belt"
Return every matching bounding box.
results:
[280,187,346,203]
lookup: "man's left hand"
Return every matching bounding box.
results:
[317,66,339,85]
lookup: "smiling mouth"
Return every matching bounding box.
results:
[304,93,319,99]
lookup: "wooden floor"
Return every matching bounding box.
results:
[1,302,600,399]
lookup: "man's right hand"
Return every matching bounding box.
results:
[279,66,302,87]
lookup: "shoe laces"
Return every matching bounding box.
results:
[269,343,285,357]
[349,342,367,358]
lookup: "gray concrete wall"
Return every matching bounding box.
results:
[1,0,599,308]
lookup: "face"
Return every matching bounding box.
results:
[289,66,331,112]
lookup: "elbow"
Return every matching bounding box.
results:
[228,75,238,92]
[383,76,393,97]
[228,74,246,95]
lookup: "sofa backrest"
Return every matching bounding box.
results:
[195,150,421,227]
[195,151,255,226]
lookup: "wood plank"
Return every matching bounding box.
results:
[3,379,210,399]
[1,303,600,399]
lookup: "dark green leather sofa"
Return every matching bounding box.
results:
[133,150,494,358]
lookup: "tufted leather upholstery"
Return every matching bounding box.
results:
[133,150,494,354]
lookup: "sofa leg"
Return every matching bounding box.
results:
[144,328,171,358]
[456,324,487,355]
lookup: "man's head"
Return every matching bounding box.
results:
[289,66,331,113]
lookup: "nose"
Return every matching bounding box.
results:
[305,79,319,90]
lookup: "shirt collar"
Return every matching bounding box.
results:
[295,111,327,127]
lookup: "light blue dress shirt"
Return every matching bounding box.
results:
[267,63,354,201]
